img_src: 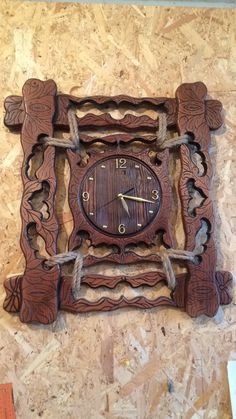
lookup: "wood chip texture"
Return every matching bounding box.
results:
[0,2,235,418]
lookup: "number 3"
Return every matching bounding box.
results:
[152,189,159,200]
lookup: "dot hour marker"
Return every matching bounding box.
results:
[102,225,108,229]
[135,164,140,168]
[89,212,94,216]
[101,165,106,168]
[149,210,154,214]
[147,176,152,180]
[89,177,94,181]
[137,223,142,227]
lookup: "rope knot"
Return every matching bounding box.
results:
[45,250,83,298]
[157,113,190,150]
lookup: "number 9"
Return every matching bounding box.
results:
[82,191,89,202]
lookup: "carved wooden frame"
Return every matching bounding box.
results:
[3,79,232,324]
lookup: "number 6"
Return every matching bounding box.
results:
[118,224,126,234]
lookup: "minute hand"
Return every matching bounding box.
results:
[121,194,155,204]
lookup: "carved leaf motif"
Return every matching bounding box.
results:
[205,100,223,130]
[22,78,57,100]
[215,271,233,305]
[176,81,207,102]
[3,276,22,312]
[15,79,60,324]
[186,279,220,317]
[4,95,25,127]
[3,79,231,323]
[177,82,222,317]
[20,265,59,324]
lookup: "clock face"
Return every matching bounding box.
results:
[79,155,161,237]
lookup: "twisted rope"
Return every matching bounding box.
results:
[45,243,199,292]
[157,112,167,148]
[40,107,83,152]
[40,107,89,164]
[157,113,190,150]
[72,252,83,298]
[161,253,176,290]
[67,107,80,149]
[45,250,83,297]
[45,251,78,267]
[39,137,77,149]
[41,111,199,292]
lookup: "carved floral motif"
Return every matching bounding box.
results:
[3,80,232,323]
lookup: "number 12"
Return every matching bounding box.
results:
[116,158,127,169]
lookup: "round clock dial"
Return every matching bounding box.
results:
[79,156,161,236]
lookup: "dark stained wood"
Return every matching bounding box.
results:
[83,252,163,266]
[176,81,228,317]
[56,95,177,131]
[4,93,177,137]
[80,155,161,236]
[78,272,168,288]
[13,79,60,324]
[2,79,232,324]
[67,148,174,250]
[60,293,177,314]
[4,270,232,315]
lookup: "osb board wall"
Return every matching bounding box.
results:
[0,2,235,418]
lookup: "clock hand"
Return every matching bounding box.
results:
[97,187,134,210]
[120,196,130,217]
[119,194,155,204]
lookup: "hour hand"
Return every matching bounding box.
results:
[120,194,155,204]
[120,196,130,217]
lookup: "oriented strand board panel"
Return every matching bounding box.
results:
[0,2,235,418]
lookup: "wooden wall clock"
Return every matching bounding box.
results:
[3,78,233,324]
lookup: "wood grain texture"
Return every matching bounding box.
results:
[4,270,231,314]
[176,82,231,317]
[80,155,162,235]
[83,252,163,267]
[67,147,174,250]
[3,79,232,322]
[59,277,177,314]
[16,79,60,324]
[0,5,235,419]
[4,94,177,142]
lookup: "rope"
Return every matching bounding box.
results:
[40,107,89,163]
[40,107,84,153]
[67,108,80,149]
[72,252,83,299]
[157,112,167,148]
[42,111,200,293]
[39,137,77,149]
[161,253,176,290]
[44,244,199,293]
[157,113,190,150]
[166,248,196,262]
[45,251,78,267]
[45,250,83,297]
[158,248,197,290]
